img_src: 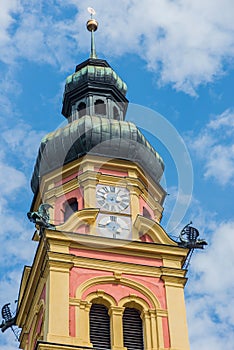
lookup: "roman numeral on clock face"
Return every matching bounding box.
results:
[96,185,130,212]
[97,214,131,240]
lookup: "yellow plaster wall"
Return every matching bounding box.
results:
[163,277,190,350]
[45,263,70,342]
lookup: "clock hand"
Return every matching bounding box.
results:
[98,223,107,228]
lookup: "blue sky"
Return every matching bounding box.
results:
[0,1,234,349]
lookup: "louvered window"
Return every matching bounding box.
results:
[123,307,144,350]
[90,303,111,350]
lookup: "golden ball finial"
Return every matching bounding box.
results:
[87,7,98,32]
[87,7,98,58]
[86,18,98,32]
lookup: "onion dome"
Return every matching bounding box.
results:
[62,58,128,121]
[31,116,164,194]
[31,9,164,198]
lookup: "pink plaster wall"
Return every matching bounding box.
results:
[69,267,112,298]
[28,306,44,350]
[162,316,171,348]
[140,233,154,243]
[40,284,46,302]
[69,306,76,337]
[75,224,89,234]
[123,273,166,309]
[36,309,43,335]
[82,283,151,307]
[70,248,162,268]
[69,267,166,308]
[54,188,83,225]
[139,197,154,218]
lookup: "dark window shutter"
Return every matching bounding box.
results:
[90,304,111,350]
[123,308,144,350]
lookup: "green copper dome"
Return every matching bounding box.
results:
[62,58,128,120]
[65,62,127,96]
[31,115,164,194]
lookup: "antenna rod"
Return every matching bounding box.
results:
[87,7,98,59]
[91,30,97,59]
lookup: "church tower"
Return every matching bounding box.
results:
[16,11,191,350]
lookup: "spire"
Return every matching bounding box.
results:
[86,7,98,59]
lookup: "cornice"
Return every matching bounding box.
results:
[161,275,188,287]
[45,249,187,282]
[45,177,80,199]
[45,228,189,262]
[36,341,92,350]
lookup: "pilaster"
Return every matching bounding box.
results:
[149,309,159,350]
[141,310,152,350]
[162,276,190,350]
[75,300,92,346]
[45,262,71,343]
[78,171,97,208]
[109,306,127,350]
[128,186,141,232]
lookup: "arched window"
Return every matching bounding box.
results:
[95,99,106,115]
[64,198,78,222]
[90,303,111,350]
[143,207,152,219]
[78,102,86,118]
[123,307,144,350]
[113,106,120,120]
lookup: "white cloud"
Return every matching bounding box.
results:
[169,193,234,349]
[0,337,20,350]
[2,124,45,161]
[0,268,22,348]
[204,144,234,184]
[187,220,234,350]
[162,185,194,235]
[0,159,36,268]
[189,108,234,185]
[0,0,77,69]
[0,0,234,94]
[208,109,234,132]
[162,192,234,349]
[0,95,44,348]
[0,163,26,195]
[0,59,45,164]
[0,0,22,63]
[191,220,234,293]
[71,0,234,94]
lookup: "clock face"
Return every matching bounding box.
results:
[97,214,131,239]
[96,185,130,213]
